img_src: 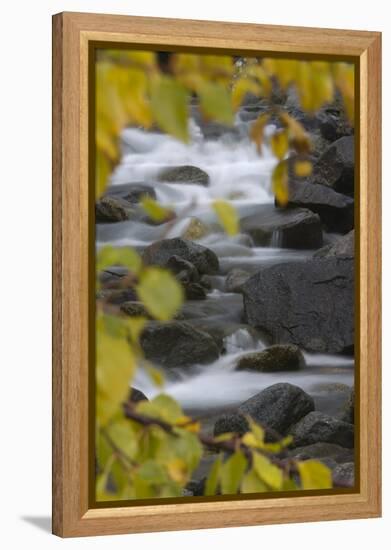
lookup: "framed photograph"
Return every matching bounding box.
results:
[52,12,381,537]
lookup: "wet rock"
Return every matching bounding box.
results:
[313,136,355,195]
[166,255,200,283]
[158,165,210,186]
[95,196,130,223]
[339,388,355,424]
[317,105,353,143]
[214,413,249,437]
[199,275,213,290]
[99,267,129,289]
[290,411,354,448]
[332,462,355,487]
[286,178,354,233]
[314,230,354,259]
[140,321,220,368]
[236,344,305,372]
[239,383,314,435]
[104,182,157,203]
[120,302,150,318]
[289,442,354,464]
[240,204,323,249]
[103,288,138,305]
[185,282,208,300]
[127,387,148,404]
[225,269,251,293]
[242,257,354,353]
[143,238,219,275]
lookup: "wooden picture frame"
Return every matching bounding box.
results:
[52,11,381,537]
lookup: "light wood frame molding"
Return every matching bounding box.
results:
[52,11,382,538]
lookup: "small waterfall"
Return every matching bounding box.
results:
[271,229,283,248]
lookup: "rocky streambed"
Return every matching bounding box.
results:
[96,94,356,491]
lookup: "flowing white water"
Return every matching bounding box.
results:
[98,121,354,414]
[132,328,354,412]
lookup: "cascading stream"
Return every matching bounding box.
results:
[97,119,354,416]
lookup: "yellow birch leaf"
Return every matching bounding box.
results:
[272,161,289,206]
[212,200,239,236]
[270,129,289,160]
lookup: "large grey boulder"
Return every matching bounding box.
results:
[242,257,354,353]
[239,383,314,435]
[314,230,354,259]
[313,135,354,195]
[240,205,323,249]
[142,238,219,275]
[140,321,220,368]
[286,179,354,233]
[290,411,354,448]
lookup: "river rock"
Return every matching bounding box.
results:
[95,196,130,223]
[314,230,354,259]
[339,388,355,424]
[166,255,200,283]
[213,413,249,437]
[332,462,355,487]
[290,411,354,448]
[185,282,208,300]
[289,442,354,464]
[236,344,305,372]
[158,165,210,186]
[225,269,251,293]
[120,302,151,318]
[242,257,354,353]
[127,387,148,404]
[240,205,323,249]
[143,238,219,275]
[317,105,353,143]
[239,383,315,435]
[140,321,220,368]
[313,135,354,195]
[103,288,138,305]
[286,178,354,233]
[104,182,157,203]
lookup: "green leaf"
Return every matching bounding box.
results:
[252,452,283,490]
[136,393,183,424]
[96,315,135,426]
[150,75,189,142]
[136,267,184,321]
[204,454,223,496]
[241,468,268,494]
[198,81,234,126]
[220,451,247,495]
[96,454,117,502]
[212,200,239,236]
[297,460,332,490]
[140,196,174,223]
[106,419,139,460]
[272,161,289,207]
[96,245,142,274]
